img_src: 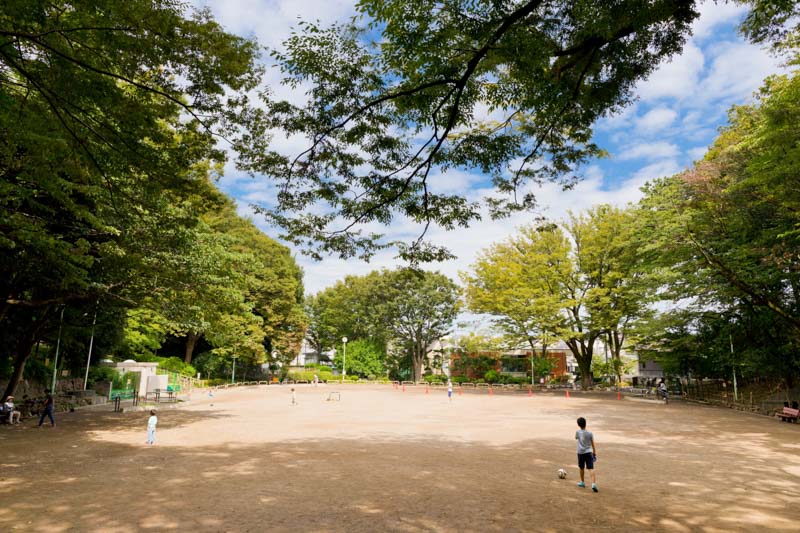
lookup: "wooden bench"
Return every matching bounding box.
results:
[777,407,799,422]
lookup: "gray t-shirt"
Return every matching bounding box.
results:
[575,429,594,454]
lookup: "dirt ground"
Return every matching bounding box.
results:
[1,385,799,532]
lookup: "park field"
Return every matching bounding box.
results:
[1,385,799,532]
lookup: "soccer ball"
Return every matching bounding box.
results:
[557,468,567,479]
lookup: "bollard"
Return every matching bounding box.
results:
[425,385,429,395]
[528,386,533,397]
[489,385,494,396]
[565,389,570,399]
[617,391,621,400]
[402,383,406,392]
[458,385,463,396]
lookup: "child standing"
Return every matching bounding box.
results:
[575,416,598,492]
[447,380,453,402]
[146,409,158,445]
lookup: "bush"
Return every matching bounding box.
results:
[484,370,500,383]
[88,366,118,384]
[288,370,315,382]
[112,371,138,390]
[451,376,468,384]
[158,356,196,377]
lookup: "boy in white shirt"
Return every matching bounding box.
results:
[146,409,158,445]
[575,416,598,492]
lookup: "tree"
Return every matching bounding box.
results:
[568,206,654,381]
[636,69,800,383]
[304,271,395,355]
[464,208,650,387]
[463,224,571,355]
[0,0,261,397]
[240,0,795,262]
[334,339,385,378]
[382,269,461,381]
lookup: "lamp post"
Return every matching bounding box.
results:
[341,336,348,383]
[231,354,238,384]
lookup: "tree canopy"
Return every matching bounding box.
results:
[239,0,794,263]
[305,268,460,380]
[635,68,800,383]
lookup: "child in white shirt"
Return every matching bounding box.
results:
[146,409,158,445]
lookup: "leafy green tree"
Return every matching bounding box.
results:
[636,70,800,384]
[382,269,461,381]
[241,0,795,262]
[465,208,650,387]
[334,339,385,378]
[0,0,261,397]
[304,271,395,355]
[463,225,571,355]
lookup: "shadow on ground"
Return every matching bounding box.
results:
[0,395,799,532]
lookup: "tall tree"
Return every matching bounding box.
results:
[383,269,461,381]
[0,0,261,397]
[636,69,800,383]
[462,224,571,356]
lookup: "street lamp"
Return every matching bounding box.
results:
[341,337,348,383]
[231,353,238,384]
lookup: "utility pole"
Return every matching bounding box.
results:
[83,306,98,390]
[50,306,66,394]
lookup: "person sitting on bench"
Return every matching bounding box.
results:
[3,396,21,424]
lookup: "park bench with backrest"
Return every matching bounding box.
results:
[776,407,799,422]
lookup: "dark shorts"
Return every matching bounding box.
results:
[578,452,594,470]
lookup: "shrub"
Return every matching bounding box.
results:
[451,376,468,384]
[88,366,118,384]
[159,356,197,377]
[484,370,500,383]
[288,370,315,382]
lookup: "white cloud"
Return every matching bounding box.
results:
[637,41,705,101]
[197,0,355,50]
[618,141,680,161]
[695,41,785,105]
[687,146,708,161]
[636,108,678,133]
[597,102,639,130]
[630,159,683,182]
[691,1,748,41]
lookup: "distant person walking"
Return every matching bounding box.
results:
[146,409,158,445]
[38,392,55,428]
[575,416,598,492]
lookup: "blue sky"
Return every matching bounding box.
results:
[198,0,788,296]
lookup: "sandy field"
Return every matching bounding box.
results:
[1,384,799,532]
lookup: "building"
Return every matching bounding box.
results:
[288,339,335,369]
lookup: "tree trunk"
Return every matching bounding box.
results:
[412,346,423,382]
[566,338,594,389]
[2,312,50,399]
[184,332,200,364]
